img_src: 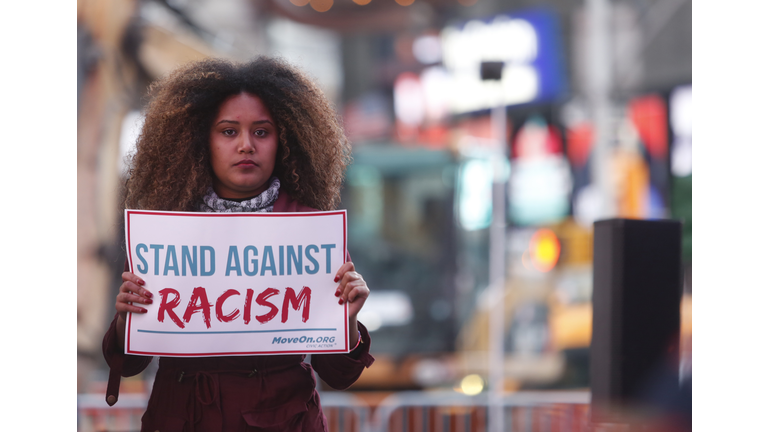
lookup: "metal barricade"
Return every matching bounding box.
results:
[78,393,147,432]
[318,391,373,432]
[77,391,590,432]
[76,391,372,432]
[368,391,591,432]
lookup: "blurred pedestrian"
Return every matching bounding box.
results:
[102,57,374,432]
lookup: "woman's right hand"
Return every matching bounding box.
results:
[116,272,153,321]
[113,272,153,349]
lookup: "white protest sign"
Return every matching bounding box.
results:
[124,209,349,357]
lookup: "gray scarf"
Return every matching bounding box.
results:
[198,177,280,213]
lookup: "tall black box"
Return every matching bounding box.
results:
[590,218,683,424]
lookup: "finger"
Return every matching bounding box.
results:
[336,271,363,300]
[346,282,370,303]
[340,271,363,287]
[339,279,367,304]
[116,301,149,314]
[121,272,153,298]
[116,303,148,314]
[333,261,355,283]
[118,291,153,306]
[120,281,151,300]
[334,269,360,297]
[122,271,145,285]
[115,293,150,314]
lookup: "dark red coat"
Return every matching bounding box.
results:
[102,190,374,432]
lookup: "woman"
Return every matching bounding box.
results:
[103,57,374,432]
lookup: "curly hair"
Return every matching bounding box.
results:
[124,57,351,211]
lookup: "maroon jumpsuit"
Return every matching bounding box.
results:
[103,189,374,432]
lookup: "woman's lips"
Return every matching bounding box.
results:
[235,160,257,166]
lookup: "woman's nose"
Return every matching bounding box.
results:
[237,135,256,153]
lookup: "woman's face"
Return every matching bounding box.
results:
[209,92,278,199]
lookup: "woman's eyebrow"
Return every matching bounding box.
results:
[215,119,274,126]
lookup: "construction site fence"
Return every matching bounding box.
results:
[77,390,591,432]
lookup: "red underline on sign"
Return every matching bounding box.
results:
[137,328,337,334]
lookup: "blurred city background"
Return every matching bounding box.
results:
[77,0,691,430]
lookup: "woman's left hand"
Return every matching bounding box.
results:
[334,261,369,319]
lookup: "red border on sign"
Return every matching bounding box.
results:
[124,209,349,357]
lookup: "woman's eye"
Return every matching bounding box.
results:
[255,129,267,137]
[223,129,236,136]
